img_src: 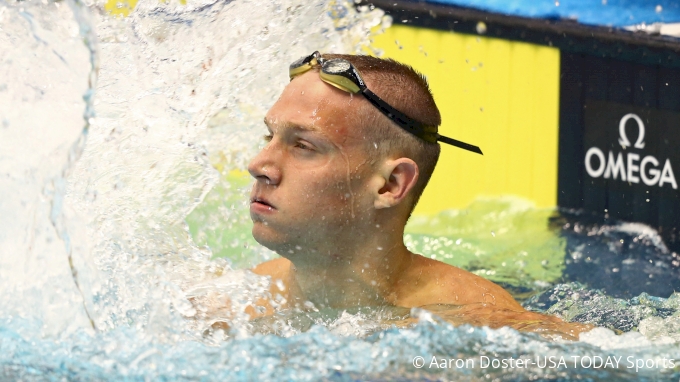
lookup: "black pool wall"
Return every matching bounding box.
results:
[558,53,680,251]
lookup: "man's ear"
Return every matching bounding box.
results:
[374,158,419,209]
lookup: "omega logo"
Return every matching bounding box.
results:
[584,113,677,189]
[618,113,645,149]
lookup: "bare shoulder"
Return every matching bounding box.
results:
[398,254,523,310]
[251,257,291,280]
[247,258,292,318]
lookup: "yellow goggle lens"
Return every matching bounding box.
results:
[319,71,361,94]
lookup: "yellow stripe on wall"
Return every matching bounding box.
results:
[371,24,560,215]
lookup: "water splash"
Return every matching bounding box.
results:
[1,0,387,339]
[525,282,680,334]
[0,0,98,337]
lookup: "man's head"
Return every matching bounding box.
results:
[248,53,441,257]
[322,53,441,211]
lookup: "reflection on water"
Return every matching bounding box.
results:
[1,0,680,380]
[404,197,567,295]
[555,211,680,299]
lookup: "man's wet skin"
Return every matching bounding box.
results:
[243,69,591,340]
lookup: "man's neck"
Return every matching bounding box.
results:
[283,234,414,310]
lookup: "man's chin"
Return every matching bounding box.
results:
[251,223,289,252]
[251,224,319,257]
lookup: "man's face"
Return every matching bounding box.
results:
[247,71,377,256]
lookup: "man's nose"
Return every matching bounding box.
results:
[247,144,282,186]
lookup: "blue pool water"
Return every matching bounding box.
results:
[427,0,680,28]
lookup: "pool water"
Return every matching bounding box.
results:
[1,0,679,380]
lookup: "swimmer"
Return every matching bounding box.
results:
[240,52,589,339]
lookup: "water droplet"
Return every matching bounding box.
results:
[656,5,663,13]
[382,15,393,29]
[475,21,487,34]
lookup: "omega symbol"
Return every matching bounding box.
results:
[584,111,677,189]
[618,113,645,149]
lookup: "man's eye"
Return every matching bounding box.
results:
[294,141,314,151]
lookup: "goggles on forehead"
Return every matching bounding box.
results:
[289,51,483,155]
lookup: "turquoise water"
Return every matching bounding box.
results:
[1,0,679,380]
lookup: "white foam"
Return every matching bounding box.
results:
[580,327,652,349]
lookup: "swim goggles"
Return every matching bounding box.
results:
[289,51,483,155]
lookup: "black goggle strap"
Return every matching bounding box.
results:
[362,89,483,154]
[363,89,482,155]
[290,52,483,155]
[436,135,483,155]
[361,88,438,143]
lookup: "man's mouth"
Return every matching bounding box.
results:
[251,197,276,210]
